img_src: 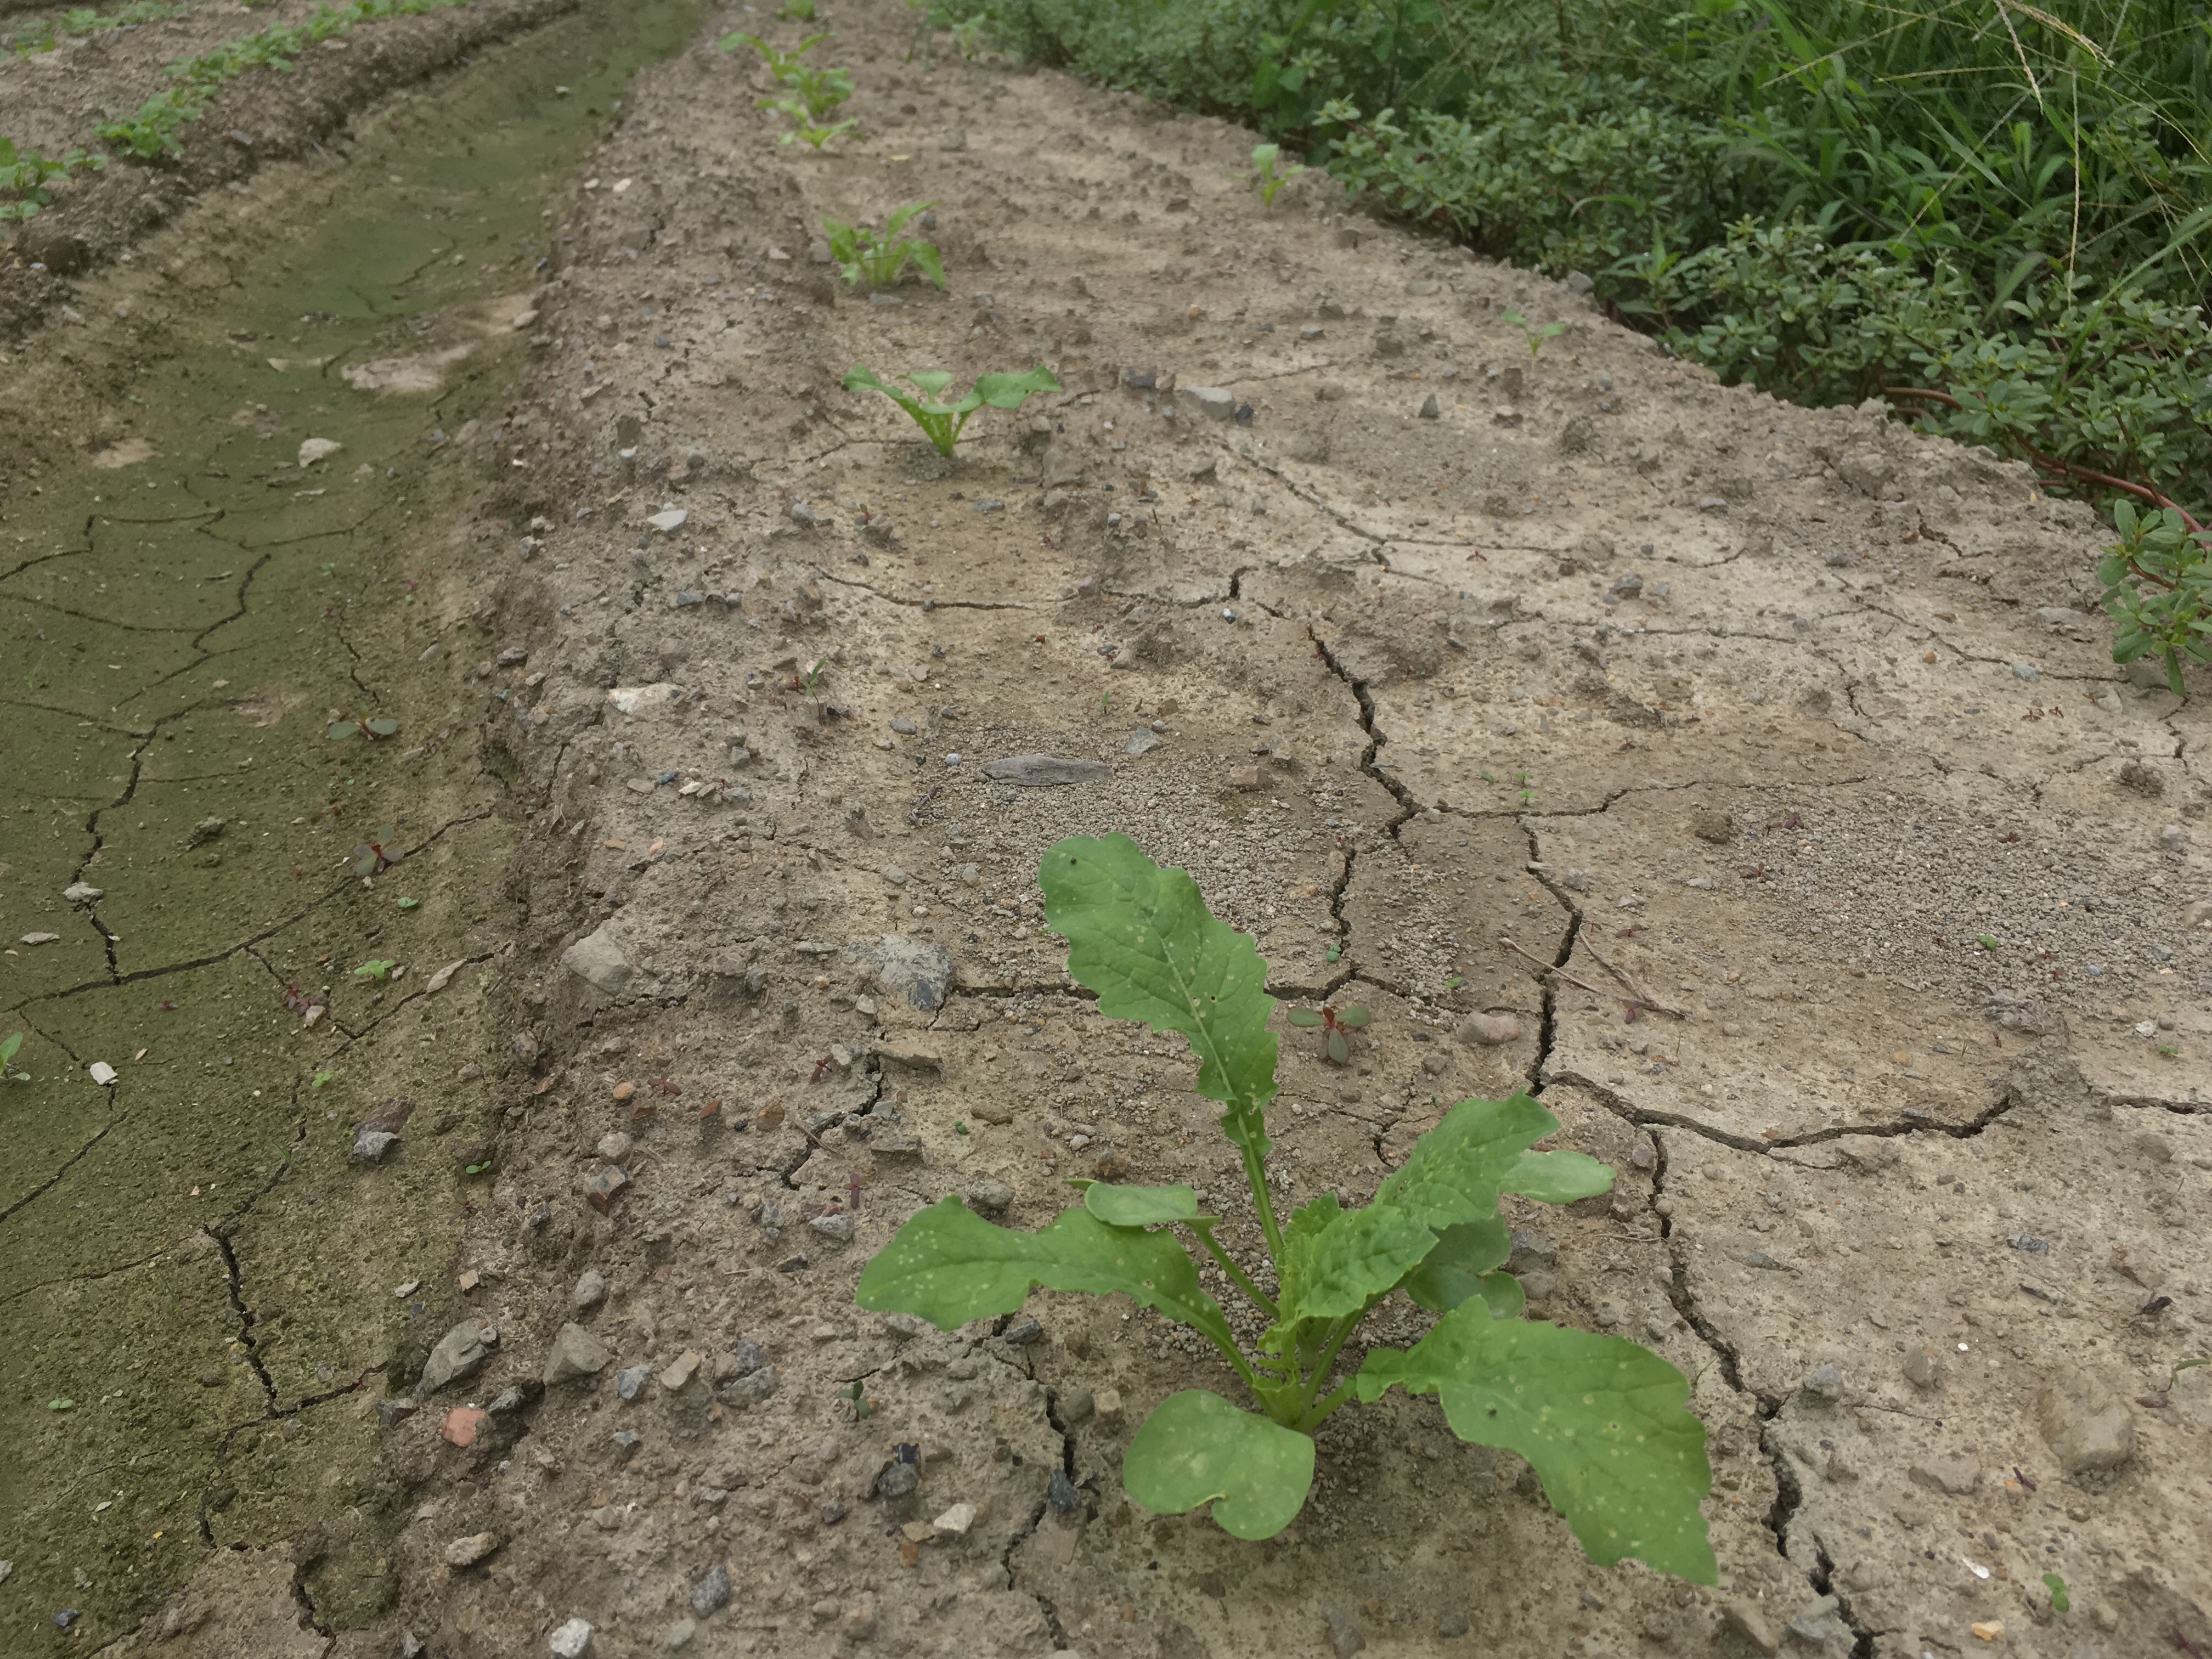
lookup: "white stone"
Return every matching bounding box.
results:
[561,925,633,992]
[87,1061,117,1086]
[646,509,689,533]
[297,438,343,467]
[932,1502,978,1537]
[606,682,681,716]
[548,1618,595,1657]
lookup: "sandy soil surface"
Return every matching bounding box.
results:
[7,0,2210,1655]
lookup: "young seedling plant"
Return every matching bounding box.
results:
[842,365,1060,459]
[1,1032,29,1082]
[823,201,945,291]
[329,711,399,742]
[1246,143,1305,211]
[1501,308,1566,360]
[1286,1001,1368,1063]
[857,834,1716,1576]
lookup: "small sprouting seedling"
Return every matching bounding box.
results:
[2097,499,2210,695]
[310,1070,335,1089]
[1325,943,1341,962]
[1,1031,28,1082]
[47,1398,74,1412]
[354,959,398,980]
[1,136,105,223]
[351,827,405,877]
[755,50,855,148]
[717,29,827,81]
[842,365,1060,458]
[1247,143,1305,211]
[329,712,399,742]
[838,1379,874,1418]
[2043,1573,2070,1613]
[1444,973,1466,991]
[1513,769,1537,806]
[1286,1002,1370,1064]
[823,201,945,291]
[1978,934,2000,951]
[463,1158,493,1177]
[1500,308,1566,360]
[856,834,1714,1572]
[767,105,859,150]
[396,896,420,911]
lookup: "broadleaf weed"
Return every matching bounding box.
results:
[855,834,1715,1575]
[842,364,1059,456]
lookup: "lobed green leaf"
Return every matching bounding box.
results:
[1121,1389,1315,1539]
[1358,1302,1715,1582]
[1040,833,1278,1131]
[854,1197,1235,1354]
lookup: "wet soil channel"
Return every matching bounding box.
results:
[0,0,697,1642]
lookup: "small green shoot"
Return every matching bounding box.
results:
[48,1398,74,1412]
[838,1379,874,1418]
[855,834,1714,1570]
[1444,974,1465,991]
[1247,143,1305,210]
[354,959,398,980]
[718,29,828,81]
[2043,1573,2069,1613]
[463,1158,493,1176]
[1978,934,2000,950]
[1500,308,1566,360]
[1,136,105,223]
[1,1031,27,1082]
[1325,943,1341,962]
[396,897,420,911]
[823,202,945,290]
[1286,1003,1370,1064]
[843,365,1060,458]
[2097,499,2210,695]
[954,1120,969,1135]
[329,712,399,742]
[310,1070,335,1089]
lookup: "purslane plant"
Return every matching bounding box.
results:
[857,834,1716,1578]
[2097,498,2210,695]
[842,365,1059,458]
[824,201,946,291]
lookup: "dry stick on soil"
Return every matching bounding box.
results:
[1574,934,1688,1019]
[1497,934,1683,1018]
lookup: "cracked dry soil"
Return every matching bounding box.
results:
[8,0,2212,1654]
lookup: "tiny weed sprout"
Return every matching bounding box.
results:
[2044,1573,2070,1614]
[351,827,404,877]
[842,365,1060,458]
[354,959,398,980]
[310,1070,335,1090]
[1246,143,1304,210]
[717,29,827,81]
[1,1031,27,1082]
[2097,499,2211,695]
[823,201,946,291]
[329,712,399,741]
[857,834,1714,1576]
[1285,1002,1370,1064]
[1500,308,1566,360]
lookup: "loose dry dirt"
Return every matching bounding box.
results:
[6,0,2210,1656]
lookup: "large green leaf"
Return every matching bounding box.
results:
[1039,834,1278,1130]
[1275,1199,1436,1325]
[1076,1180,1207,1228]
[1401,1216,1511,1313]
[1380,1093,1613,1224]
[973,365,1062,408]
[855,1199,1235,1353]
[1357,1304,1716,1582]
[1122,1390,1315,1539]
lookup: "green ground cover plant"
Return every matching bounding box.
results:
[857,834,1715,1574]
[842,365,1059,455]
[957,0,2212,685]
[823,200,947,289]
[722,28,857,147]
[0,137,105,222]
[93,0,469,160]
